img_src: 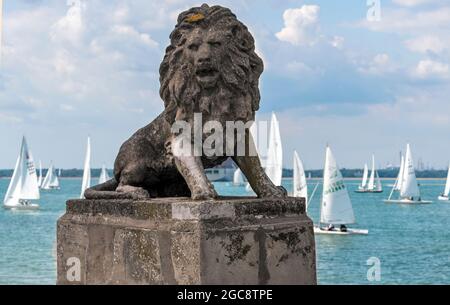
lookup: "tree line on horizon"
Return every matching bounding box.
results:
[0,168,447,178]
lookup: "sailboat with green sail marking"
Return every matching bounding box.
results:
[314,145,368,235]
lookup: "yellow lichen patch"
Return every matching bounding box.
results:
[186,13,205,23]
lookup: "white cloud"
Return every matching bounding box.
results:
[286,61,313,73]
[60,104,75,112]
[53,50,76,75]
[111,25,158,48]
[0,113,23,124]
[405,35,446,53]
[285,61,323,78]
[275,5,320,46]
[358,53,394,74]
[361,7,450,33]
[413,59,449,79]
[393,0,440,7]
[50,0,85,46]
[113,6,129,23]
[373,53,389,65]
[330,36,344,49]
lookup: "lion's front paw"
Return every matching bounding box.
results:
[191,185,218,200]
[116,184,151,199]
[258,185,288,198]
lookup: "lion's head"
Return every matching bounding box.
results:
[159,4,264,124]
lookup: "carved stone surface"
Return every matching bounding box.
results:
[85,3,287,200]
[57,197,317,285]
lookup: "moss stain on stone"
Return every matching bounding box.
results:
[269,228,311,265]
[219,233,252,265]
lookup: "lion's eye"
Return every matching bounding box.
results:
[188,44,199,51]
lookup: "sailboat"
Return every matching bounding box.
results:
[375,171,383,192]
[314,146,368,235]
[37,160,43,188]
[3,136,40,210]
[384,144,431,204]
[98,164,110,184]
[40,162,60,190]
[265,112,283,186]
[233,168,245,186]
[246,117,260,192]
[80,136,91,198]
[438,163,450,201]
[356,163,368,192]
[355,155,383,193]
[246,113,282,191]
[293,151,308,208]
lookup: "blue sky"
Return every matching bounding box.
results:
[1,0,450,170]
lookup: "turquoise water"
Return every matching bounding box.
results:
[0,178,448,284]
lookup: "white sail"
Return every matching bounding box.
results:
[98,164,110,184]
[51,167,60,188]
[264,112,283,186]
[4,136,40,207]
[394,155,405,191]
[37,160,43,187]
[320,146,355,225]
[360,163,368,189]
[246,117,261,192]
[293,151,308,207]
[400,144,420,199]
[367,155,376,191]
[41,163,60,189]
[375,171,383,192]
[443,163,450,197]
[233,168,245,186]
[80,136,91,198]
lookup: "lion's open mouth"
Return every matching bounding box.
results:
[196,66,219,78]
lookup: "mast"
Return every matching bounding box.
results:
[80,136,91,198]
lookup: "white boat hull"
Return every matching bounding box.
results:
[4,202,40,210]
[41,186,60,190]
[314,226,368,235]
[354,190,383,193]
[383,199,432,204]
[437,195,450,201]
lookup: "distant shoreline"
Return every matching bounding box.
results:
[0,168,448,179]
[0,177,446,181]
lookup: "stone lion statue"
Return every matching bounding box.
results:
[85,4,286,200]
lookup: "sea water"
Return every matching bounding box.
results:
[0,178,449,284]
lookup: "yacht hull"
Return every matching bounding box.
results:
[314,226,368,235]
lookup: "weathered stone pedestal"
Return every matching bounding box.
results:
[57,197,316,285]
